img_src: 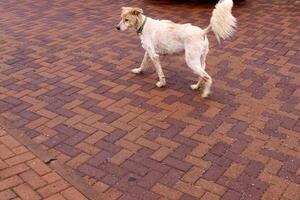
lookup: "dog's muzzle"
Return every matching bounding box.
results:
[116,26,120,31]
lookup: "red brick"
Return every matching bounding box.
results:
[0,189,17,200]
[136,137,160,150]
[115,139,142,152]
[102,188,123,200]
[224,163,246,179]
[44,194,66,200]
[13,183,41,200]
[66,153,91,168]
[110,149,134,165]
[0,159,8,170]
[150,147,172,161]
[195,179,226,196]
[155,137,180,149]
[182,166,206,184]
[61,187,88,200]
[200,192,220,200]
[151,183,183,200]
[84,131,107,144]
[5,152,35,166]
[26,158,52,175]
[174,180,205,198]
[0,135,19,148]
[20,170,47,189]
[37,180,69,198]
[283,183,300,200]
[0,144,15,159]
[11,146,28,155]
[0,175,23,191]
[0,163,29,179]
[42,172,61,184]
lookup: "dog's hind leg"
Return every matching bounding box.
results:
[190,68,212,98]
[185,48,212,98]
[132,52,151,74]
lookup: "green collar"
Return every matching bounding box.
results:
[137,17,147,34]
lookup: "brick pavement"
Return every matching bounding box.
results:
[0,0,300,199]
[0,127,90,200]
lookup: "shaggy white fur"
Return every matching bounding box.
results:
[117,0,236,97]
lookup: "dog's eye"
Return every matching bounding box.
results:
[124,19,129,22]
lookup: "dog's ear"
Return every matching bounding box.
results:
[130,7,143,15]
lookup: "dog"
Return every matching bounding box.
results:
[116,0,236,97]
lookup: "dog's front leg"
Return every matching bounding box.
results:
[131,52,150,74]
[149,54,166,88]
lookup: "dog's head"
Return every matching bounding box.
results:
[116,7,143,31]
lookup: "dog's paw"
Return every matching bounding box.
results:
[190,84,199,90]
[156,80,166,88]
[131,68,142,74]
[201,89,211,98]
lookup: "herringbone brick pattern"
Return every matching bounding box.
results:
[0,0,300,199]
[0,128,88,200]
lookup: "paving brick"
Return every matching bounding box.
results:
[160,168,184,187]
[13,183,41,200]
[84,131,107,145]
[195,179,226,196]
[163,157,192,172]
[0,189,17,200]
[0,176,23,191]
[5,152,35,166]
[152,183,183,200]
[184,155,211,169]
[66,153,91,169]
[224,163,246,179]
[0,159,8,170]
[115,138,142,152]
[150,147,173,161]
[102,188,123,200]
[282,183,300,200]
[174,181,205,198]
[76,142,100,155]
[42,172,62,184]
[221,190,241,200]
[155,137,180,149]
[37,180,69,198]
[0,144,15,159]
[264,158,283,175]
[182,166,206,184]
[26,158,51,176]
[200,192,220,200]
[0,135,20,148]
[44,194,66,200]
[11,146,28,155]
[261,185,284,200]
[137,170,163,189]
[78,163,106,179]
[61,187,88,200]
[0,163,29,179]
[190,143,211,158]
[202,164,227,181]
[136,137,160,150]
[110,149,134,165]
[20,170,47,189]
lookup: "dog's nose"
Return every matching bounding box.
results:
[116,26,120,30]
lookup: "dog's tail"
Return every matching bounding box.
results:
[203,0,236,43]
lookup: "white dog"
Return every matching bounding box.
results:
[117,0,236,97]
